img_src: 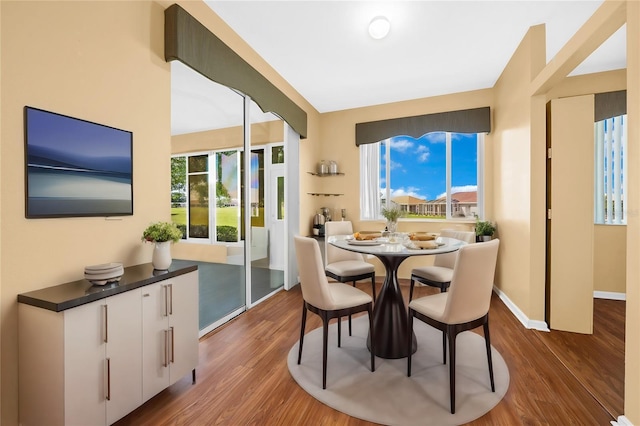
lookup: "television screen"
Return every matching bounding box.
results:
[24,106,133,218]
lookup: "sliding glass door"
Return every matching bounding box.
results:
[171,62,287,335]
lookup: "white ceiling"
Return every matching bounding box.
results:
[172,1,626,134]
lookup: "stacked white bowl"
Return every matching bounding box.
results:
[84,262,124,285]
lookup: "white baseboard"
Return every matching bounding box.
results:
[594,291,626,301]
[611,415,633,426]
[493,286,550,332]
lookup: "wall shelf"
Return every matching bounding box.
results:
[308,193,343,197]
[307,172,345,177]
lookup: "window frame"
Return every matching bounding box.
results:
[361,132,485,222]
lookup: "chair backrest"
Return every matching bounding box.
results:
[294,236,335,310]
[433,229,476,268]
[442,238,500,324]
[324,221,366,266]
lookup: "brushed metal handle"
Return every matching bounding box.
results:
[168,284,173,315]
[163,285,169,317]
[170,326,175,363]
[102,305,108,343]
[106,358,111,401]
[163,329,169,367]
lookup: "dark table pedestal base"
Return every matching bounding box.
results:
[367,254,417,359]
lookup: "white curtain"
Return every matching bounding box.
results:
[359,142,381,220]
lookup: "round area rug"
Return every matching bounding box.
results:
[287,315,509,426]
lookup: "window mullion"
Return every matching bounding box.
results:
[209,152,215,243]
[386,139,391,212]
[613,116,622,224]
[445,132,452,220]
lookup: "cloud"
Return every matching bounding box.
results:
[420,133,446,144]
[389,159,404,171]
[389,139,414,153]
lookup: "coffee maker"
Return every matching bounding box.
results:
[312,207,332,236]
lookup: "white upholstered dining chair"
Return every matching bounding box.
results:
[294,236,375,389]
[409,229,476,301]
[407,238,500,414]
[324,221,376,336]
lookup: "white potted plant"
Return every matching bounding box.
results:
[141,221,183,270]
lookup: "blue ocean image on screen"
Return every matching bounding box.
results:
[26,107,132,216]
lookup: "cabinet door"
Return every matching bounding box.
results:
[141,281,170,402]
[168,271,199,385]
[64,299,106,426]
[106,289,143,425]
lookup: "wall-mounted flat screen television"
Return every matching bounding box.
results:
[24,106,133,218]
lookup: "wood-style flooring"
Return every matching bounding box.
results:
[116,280,624,425]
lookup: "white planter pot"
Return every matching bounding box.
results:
[152,241,172,270]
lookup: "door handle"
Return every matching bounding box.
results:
[105,358,111,401]
[169,326,175,363]
[102,304,108,343]
[163,329,169,367]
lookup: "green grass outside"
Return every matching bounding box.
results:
[171,206,266,228]
[171,206,239,227]
[405,213,446,219]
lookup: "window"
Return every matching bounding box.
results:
[594,114,627,224]
[360,132,484,221]
[171,150,241,242]
[171,145,281,243]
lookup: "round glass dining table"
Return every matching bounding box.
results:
[329,235,467,359]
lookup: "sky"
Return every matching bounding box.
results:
[381,132,478,202]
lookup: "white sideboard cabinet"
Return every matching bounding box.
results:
[141,272,199,402]
[18,263,198,426]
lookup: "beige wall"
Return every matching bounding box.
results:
[0,2,319,424]
[491,24,547,321]
[594,225,627,294]
[1,3,170,423]
[2,0,639,424]
[625,1,639,422]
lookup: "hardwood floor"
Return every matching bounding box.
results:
[536,298,625,419]
[116,280,622,425]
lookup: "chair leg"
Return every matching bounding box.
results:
[447,327,456,414]
[442,331,447,364]
[483,320,496,392]
[371,276,376,302]
[348,281,356,336]
[368,305,375,372]
[440,286,448,365]
[297,302,307,364]
[409,278,415,301]
[407,309,414,376]
[322,314,329,389]
[337,316,342,347]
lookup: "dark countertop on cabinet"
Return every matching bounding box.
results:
[17,262,198,312]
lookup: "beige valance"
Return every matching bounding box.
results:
[355,107,490,146]
[165,4,307,138]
